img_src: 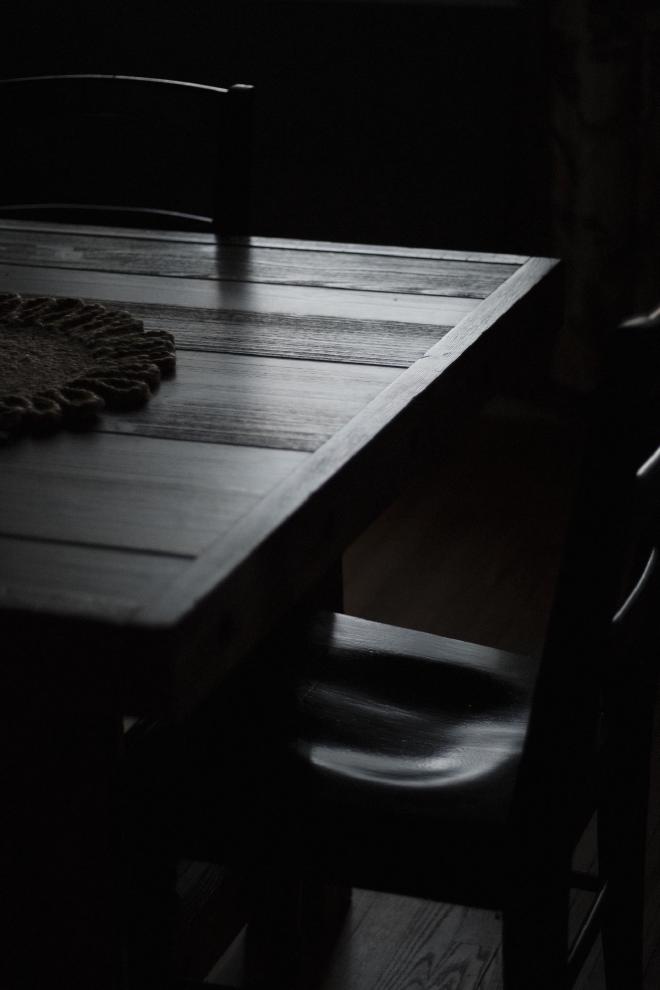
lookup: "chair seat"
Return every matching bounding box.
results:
[287,613,539,905]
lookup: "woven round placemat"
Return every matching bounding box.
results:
[0,293,176,441]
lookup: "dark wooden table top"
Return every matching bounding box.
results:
[0,219,560,715]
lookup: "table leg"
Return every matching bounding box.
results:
[243,558,352,989]
[245,873,351,989]
[1,646,178,990]
[123,718,179,990]
[2,686,125,988]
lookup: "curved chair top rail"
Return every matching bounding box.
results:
[638,444,660,492]
[0,74,254,121]
[0,74,254,96]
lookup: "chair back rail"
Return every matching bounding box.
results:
[0,74,254,233]
[514,312,660,828]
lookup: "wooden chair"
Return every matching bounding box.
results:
[269,309,660,989]
[0,74,253,232]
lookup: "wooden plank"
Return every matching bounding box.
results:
[0,229,519,297]
[95,300,450,367]
[247,236,529,267]
[0,433,306,555]
[0,217,530,265]
[0,536,187,619]
[0,263,477,325]
[96,352,401,451]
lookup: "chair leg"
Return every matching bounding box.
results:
[598,689,653,990]
[598,776,648,989]
[501,865,570,990]
[244,872,351,990]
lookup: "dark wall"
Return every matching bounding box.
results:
[5,2,551,253]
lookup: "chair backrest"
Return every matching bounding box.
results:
[0,74,254,233]
[515,309,660,826]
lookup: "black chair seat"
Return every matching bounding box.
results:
[287,613,558,907]
[293,613,534,823]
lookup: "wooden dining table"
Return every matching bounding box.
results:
[0,218,560,988]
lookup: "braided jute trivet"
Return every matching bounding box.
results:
[0,293,176,441]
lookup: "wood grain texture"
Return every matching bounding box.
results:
[0,228,519,298]
[0,263,478,325]
[134,260,560,714]
[0,535,186,618]
[0,433,306,555]
[141,257,560,624]
[94,300,451,368]
[97,351,400,451]
[424,257,560,362]
[139,352,462,620]
[246,236,529,267]
[317,892,499,990]
[0,218,530,265]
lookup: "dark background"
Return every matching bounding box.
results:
[4,1,551,255]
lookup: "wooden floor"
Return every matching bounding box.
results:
[206,392,660,989]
